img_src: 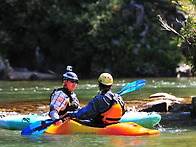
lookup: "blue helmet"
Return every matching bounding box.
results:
[62,72,78,81]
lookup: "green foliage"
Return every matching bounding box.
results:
[0,0,192,78]
[172,0,196,74]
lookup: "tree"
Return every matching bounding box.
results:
[158,0,196,75]
[0,0,189,78]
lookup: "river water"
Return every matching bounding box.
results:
[0,77,196,146]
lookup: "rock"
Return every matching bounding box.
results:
[0,59,13,79]
[176,64,192,78]
[191,96,196,118]
[171,103,191,112]
[149,92,183,102]
[140,101,169,112]
[140,100,172,112]
[139,93,187,112]
[122,1,144,26]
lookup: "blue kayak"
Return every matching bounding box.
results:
[119,111,161,128]
[0,111,161,130]
[0,114,50,130]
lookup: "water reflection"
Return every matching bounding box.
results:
[106,135,160,146]
[21,133,161,146]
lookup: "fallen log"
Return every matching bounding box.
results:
[8,71,57,80]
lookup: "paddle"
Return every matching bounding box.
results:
[21,79,146,135]
[117,79,146,95]
[21,116,68,135]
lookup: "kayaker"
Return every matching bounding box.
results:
[49,71,80,121]
[67,73,125,124]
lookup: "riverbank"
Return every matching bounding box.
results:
[0,96,192,116]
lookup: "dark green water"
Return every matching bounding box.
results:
[0,77,196,146]
[1,78,196,103]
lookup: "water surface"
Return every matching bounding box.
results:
[0,77,196,146]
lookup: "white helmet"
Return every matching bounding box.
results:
[62,72,78,81]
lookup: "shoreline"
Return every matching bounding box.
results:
[0,101,50,116]
[0,97,192,116]
[0,101,88,116]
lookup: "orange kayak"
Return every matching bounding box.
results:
[45,119,160,136]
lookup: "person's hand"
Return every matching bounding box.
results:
[54,120,63,126]
[50,110,59,121]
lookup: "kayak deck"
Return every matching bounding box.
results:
[0,114,50,130]
[45,119,160,136]
[119,111,161,128]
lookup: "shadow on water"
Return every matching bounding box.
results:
[159,112,196,132]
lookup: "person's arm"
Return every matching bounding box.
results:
[67,96,111,120]
[67,99,96,120]
[49,91,69,120]
[116,94,126,114]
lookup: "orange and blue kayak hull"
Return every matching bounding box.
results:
[45,119,160,136]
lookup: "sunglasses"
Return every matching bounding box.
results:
[70,79,79,84]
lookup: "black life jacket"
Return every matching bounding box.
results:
[93,90,125,124]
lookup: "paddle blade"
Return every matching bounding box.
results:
[21,119,53,135]
[117,79,146,95]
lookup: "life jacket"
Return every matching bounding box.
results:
[101,91,124,124]
[50,88,78,115]
[101,103,123,124]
